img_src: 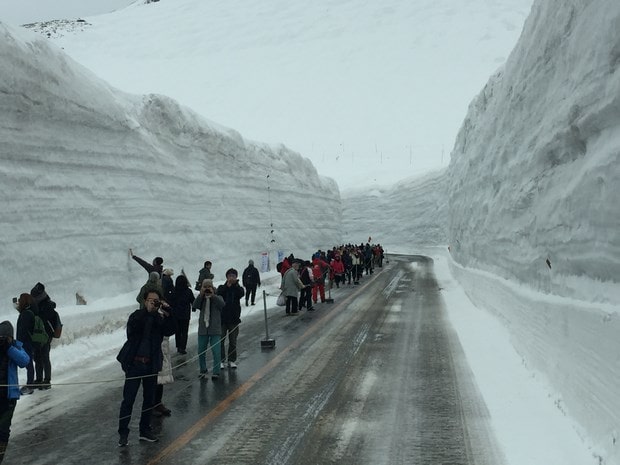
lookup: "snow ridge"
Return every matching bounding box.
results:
[0,23,341,304]
[447,0,620,305]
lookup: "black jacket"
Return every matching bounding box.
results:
[217,283,245,325]
[171,287,195,320]
[117,308,175,373]
[242,265,261,288]
[34,297,60,339]
[16,307,35,348]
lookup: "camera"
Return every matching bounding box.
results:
[152,300,162,309]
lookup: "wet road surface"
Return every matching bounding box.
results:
[10,255,505,464]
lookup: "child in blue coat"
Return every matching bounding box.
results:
[0,320,30,463]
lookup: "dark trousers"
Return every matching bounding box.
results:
[174,318,190,351]
[154,383,164,405]
[0,398,16,442]
[220,322,239,363]
[244,285,257,305]
[299,287,312,309]
[33,342,51,382]
[118,363,156,436]
[23,344,34,385]
[286,295,299,314]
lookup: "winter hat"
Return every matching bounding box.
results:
[154,257,164,266]
[30,282,48,303]
[163,268,174,276]
[201,279,214,289]
[148,271,160,282]
[0,321,14,338]
[226,268,238,277]
[248,259,254,266]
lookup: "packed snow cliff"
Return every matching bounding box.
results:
[0,23,341,305]
[445,0,620,462]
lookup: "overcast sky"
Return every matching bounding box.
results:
[0,0,134,25]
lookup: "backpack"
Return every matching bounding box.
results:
[29,310,50,346]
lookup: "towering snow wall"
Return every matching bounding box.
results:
[448,0,619,303]
[447,0,620,460]
[341,170,448,250]
[0,23,340,304]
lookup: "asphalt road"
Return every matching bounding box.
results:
[10,254,505,465]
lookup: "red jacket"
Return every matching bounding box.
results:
[330,258,345,275]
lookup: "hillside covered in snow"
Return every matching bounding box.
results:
[0,23,340,305]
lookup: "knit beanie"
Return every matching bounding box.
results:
[0,321,14,338]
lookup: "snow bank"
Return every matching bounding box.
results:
[447,0,620,305]
[0,22,340,306]
[445,0,620,461]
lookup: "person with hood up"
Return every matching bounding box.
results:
[193,279,225,380]
[0,320,30,463]
[30,282,61,390]
[129,249,164,278]
[217,268,244,369]
[241,259,261,306]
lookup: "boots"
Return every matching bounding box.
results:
[153,404,171,416]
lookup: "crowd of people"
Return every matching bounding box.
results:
[278,243,386,315]
[1,243,385,455]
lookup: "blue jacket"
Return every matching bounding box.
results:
[6,340,30,399]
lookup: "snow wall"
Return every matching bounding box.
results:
[341,169,448,250]
[0,23,341,305]
[446,0,620,462]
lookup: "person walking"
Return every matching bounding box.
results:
[193,279,225,380]
[282,260,305,315]
[217,269,244,369]
[14,294,35,395]
[0,321,30,463]
[116,289,175,446]
[171,274,194,355]
[242,259,261,306]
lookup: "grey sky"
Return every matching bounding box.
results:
[0,0,134,25]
